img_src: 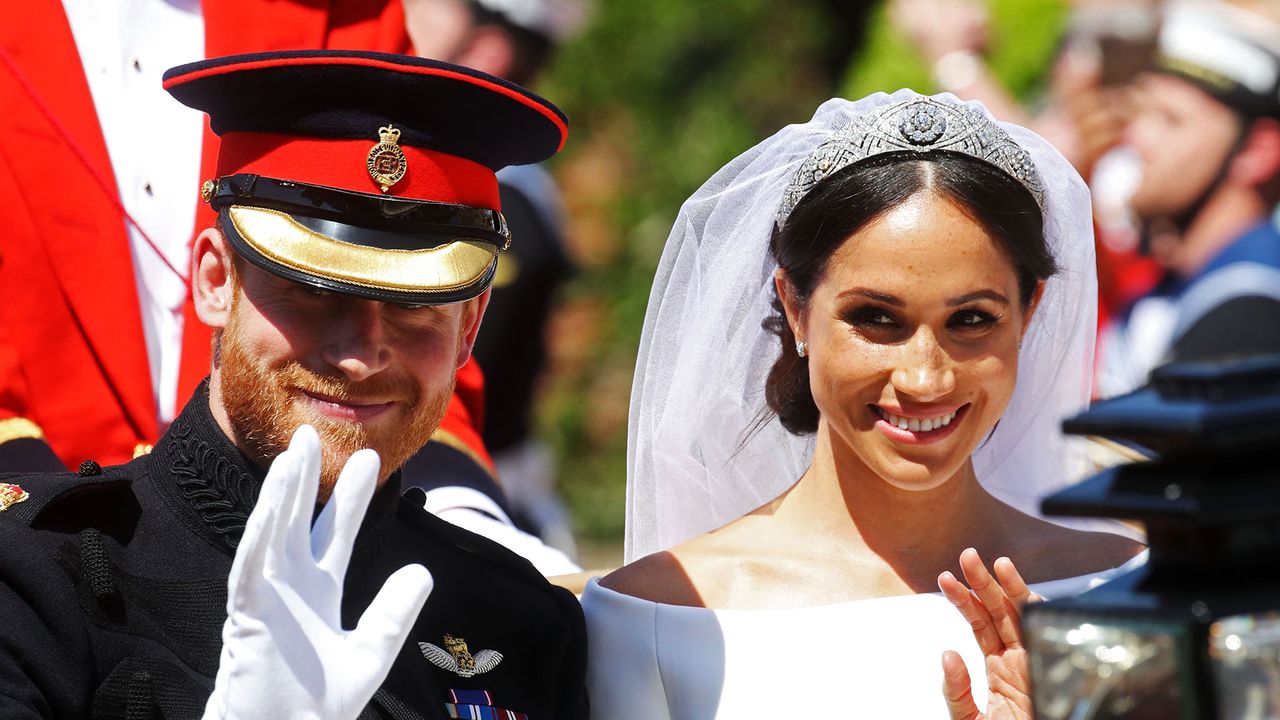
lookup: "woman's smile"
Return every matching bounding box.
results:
[871,403,969,444]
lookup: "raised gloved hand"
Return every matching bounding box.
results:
[203,425,434,720]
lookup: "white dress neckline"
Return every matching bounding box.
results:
[582,550,1148,720]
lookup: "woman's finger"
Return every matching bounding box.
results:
[939,570,1003,656]
[960,548,1022,649]
[941,650,982,720]
[993,556,1032,609]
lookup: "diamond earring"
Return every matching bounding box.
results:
[795,339,807,358]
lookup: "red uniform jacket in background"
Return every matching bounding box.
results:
[0,0,491,472]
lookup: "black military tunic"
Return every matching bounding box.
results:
[0,385,588,720]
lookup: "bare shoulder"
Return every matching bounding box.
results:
[1017,519,1145,581]
[598,548,708,607]
[598,523,760,607]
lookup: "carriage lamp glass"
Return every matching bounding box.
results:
[1209,611,1280,719]
[1025,612,1188,719]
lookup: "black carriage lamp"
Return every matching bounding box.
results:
[1023,353,1280,719]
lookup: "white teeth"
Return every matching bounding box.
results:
[879,408,958,432]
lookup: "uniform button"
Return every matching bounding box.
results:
[78,459,103,476]
[130,57,142,72]
[143,182,153,196]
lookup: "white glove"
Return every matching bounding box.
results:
[203,425,434,720]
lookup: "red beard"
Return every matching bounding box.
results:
[218,302,452,500]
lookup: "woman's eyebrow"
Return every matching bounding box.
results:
[947,290,1010,307]
[836,288,904,306]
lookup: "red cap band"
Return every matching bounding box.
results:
[215,132,501,209]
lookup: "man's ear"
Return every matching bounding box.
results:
[1229,117,1280,189]
[454,287,492,369]
[192,227,236,330]
[774,269,806,343]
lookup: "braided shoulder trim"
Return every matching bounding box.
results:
[0,417,44,444]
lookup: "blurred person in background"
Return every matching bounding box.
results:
[1095,0,1280,395]
[405,0,585,565]
[891,0,1167,347]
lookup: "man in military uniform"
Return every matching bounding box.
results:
[0,51,588,720]
[1096,0,1280,396]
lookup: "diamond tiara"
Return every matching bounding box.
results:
[777,98,1046,229]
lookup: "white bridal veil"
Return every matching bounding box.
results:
[625,90,1103,562]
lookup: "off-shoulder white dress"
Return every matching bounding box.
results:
[582,552,1147,719]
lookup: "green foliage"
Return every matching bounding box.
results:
[546,0,834,247]
[842,0,1068,100]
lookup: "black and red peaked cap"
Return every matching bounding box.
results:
[163,50,569,305]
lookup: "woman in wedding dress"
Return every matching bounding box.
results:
[582,90,1145,718]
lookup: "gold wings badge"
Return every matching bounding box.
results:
[419,634,503,678]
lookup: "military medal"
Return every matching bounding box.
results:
[419,634,503,678]
[0,483,29,512]
[367,125,408,193]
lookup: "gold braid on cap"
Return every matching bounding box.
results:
[777,98,1046,229]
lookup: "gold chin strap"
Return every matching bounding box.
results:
[0,417,44,445]
[227,206,498,294]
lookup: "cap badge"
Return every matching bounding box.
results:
[0,483,30,512]
[419,634,503,678]
[367,125,408,193]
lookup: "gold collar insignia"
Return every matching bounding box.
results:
[0,483,30,512]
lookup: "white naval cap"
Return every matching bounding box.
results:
[1157,0,1280,117]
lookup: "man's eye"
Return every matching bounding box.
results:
[304,286,334,298]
